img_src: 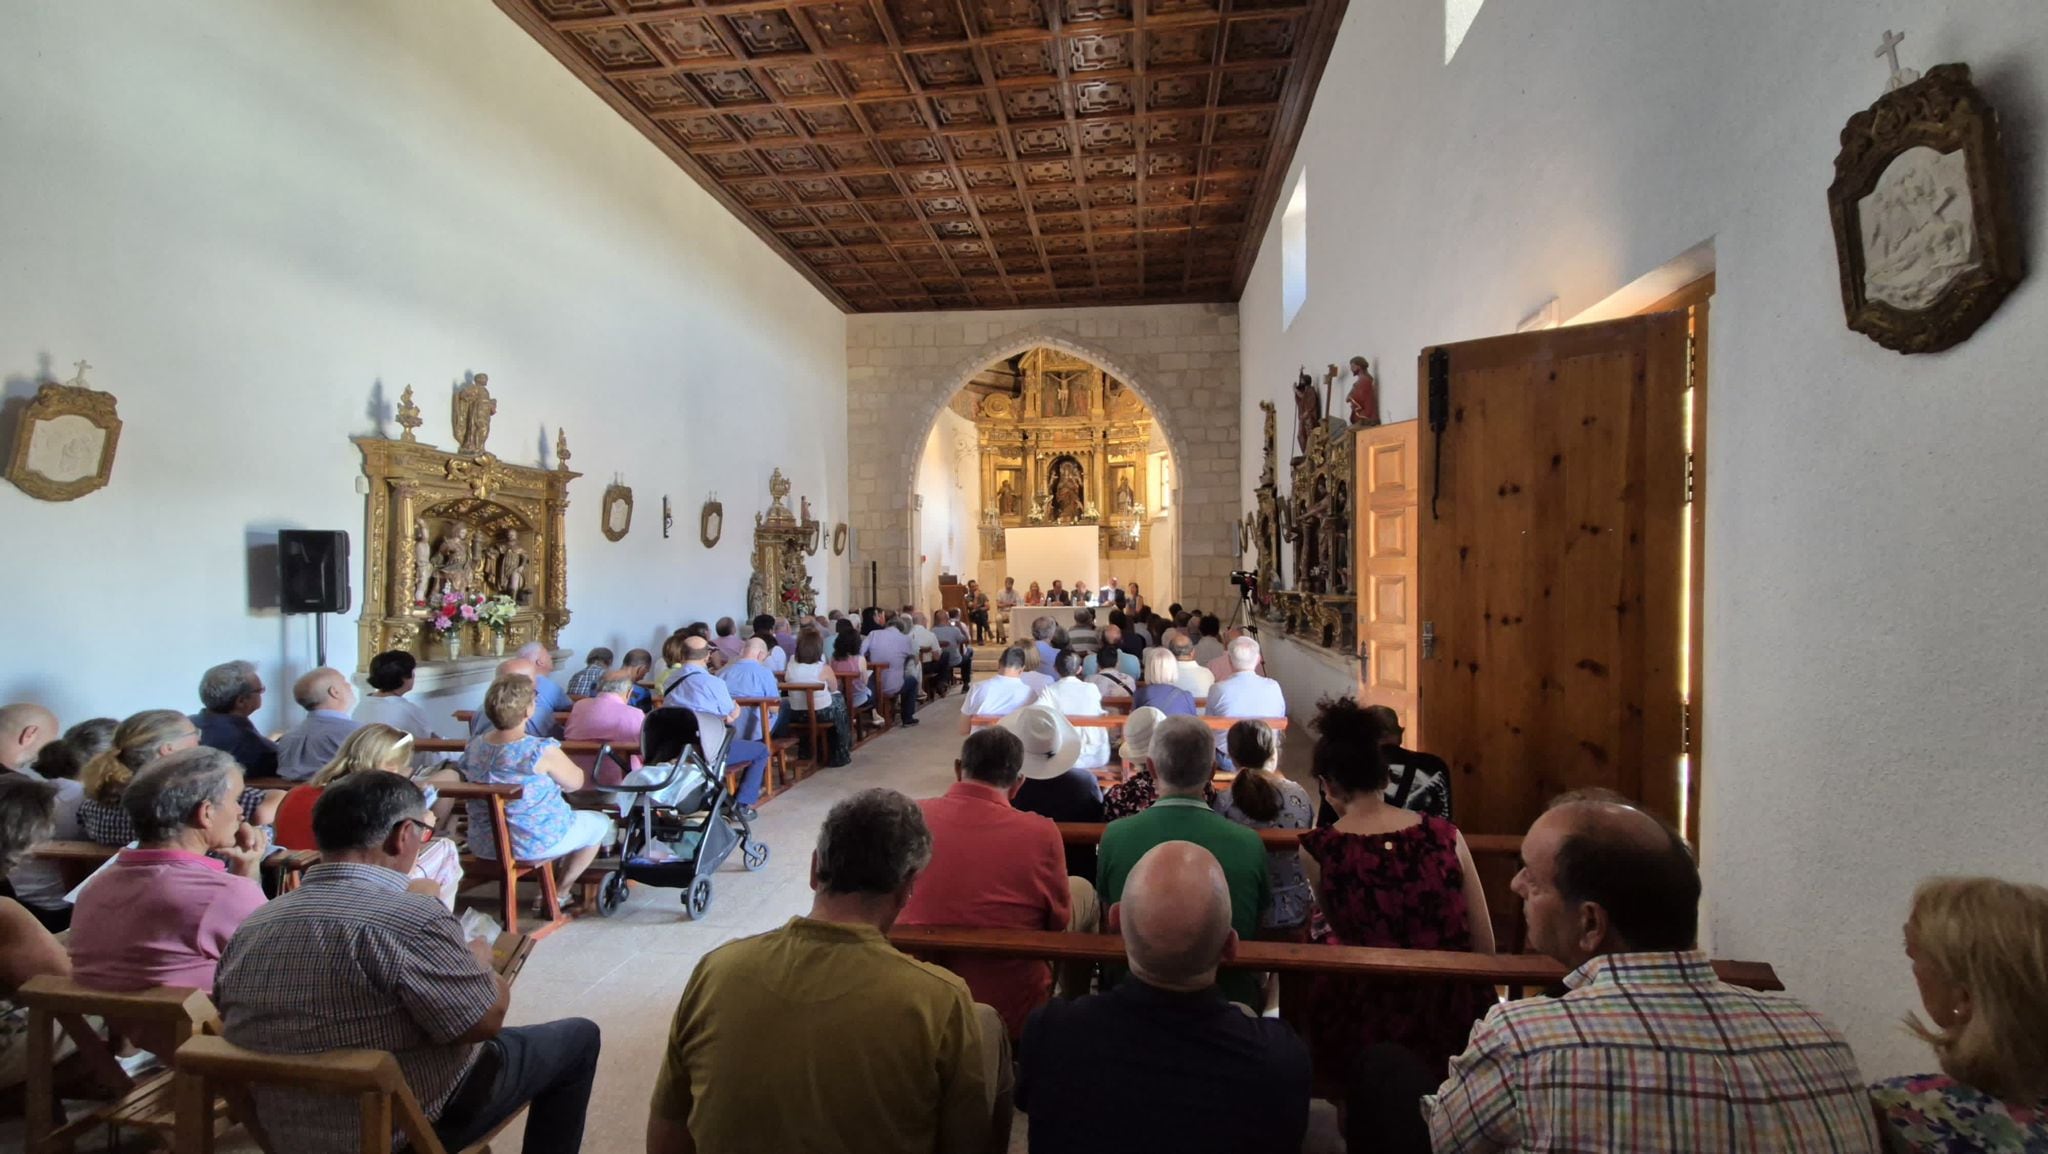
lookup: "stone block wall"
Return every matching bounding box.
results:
[846,303,1241,612]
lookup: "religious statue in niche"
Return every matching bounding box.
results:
[493,529,531,605]
[1345,357,1380,427]
[1048,456,1086,521]
[1291,370,1321,458]
[1112,467,1137,515]
[995,477,1021,517]
[426,524,474,602]
[1258,400,1278,488]
[411,522,433,602]
[451,373,497,456]
[1826,42,2023,354]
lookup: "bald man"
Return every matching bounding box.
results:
[1019,841,1310,1154]
[663,636,770,816]
[1410,794,1878,1154]
[274,667,361,780]
[0,703,59,774]
[717,637,781,742]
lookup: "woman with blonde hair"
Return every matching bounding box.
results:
[271,724,462,907]
[1871,876,2048,1151]
[77,710,201,846]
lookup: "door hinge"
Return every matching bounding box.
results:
[1421,622,1437,660]
[1683,452,1696,504]
[1684,324,1698,392]
[1356,643,1370,680]
[1680,700,1692,751]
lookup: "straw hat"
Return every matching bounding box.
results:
[1120,706,1167,766]
[998,699,1082,780]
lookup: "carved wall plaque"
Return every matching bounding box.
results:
[5,361,121,502]
[601,482,634,542]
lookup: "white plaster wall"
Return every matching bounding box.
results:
[912,405,980,612]
[0,0,847,734]
[1238,0,2048,1075]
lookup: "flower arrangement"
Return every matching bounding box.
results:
[428,591,486,634]
[477,595,518,635]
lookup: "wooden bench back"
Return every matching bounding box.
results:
[20,975,220,1154]
[967,713,1286,732]
[1049,821,1524,860]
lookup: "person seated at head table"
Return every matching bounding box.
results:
[3,705,91,932]
[563,671,647,787]
[1024,581,1044,607]
[67,747,269,998]
[273,724,461,908]
[461,675,612,912]
[192,659,278,776]
[1019,841,1311,1154]
[353,649,444,769]
[776,628,852,769]
[1096,715,1270,1010]
[646,789,1004,1154]
[0,776,76,1095]
[468,656,562,739]
[660,637,771,814]
[1353,790,1880,1154]
[999,703,1102,882]
[565,646,615,701]
[1213,720,1312,936]
[275,668,362,782]
[899,728,1096,1040]
[717,638,782,743]
[1046,580,1071,606]
[1869,876,2048,1153]
[218,771,600,1153]
[750,615,789,676]
[1134,648,1198,717]
[1044,649,1110,772]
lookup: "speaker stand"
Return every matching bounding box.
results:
[315,612,329,668]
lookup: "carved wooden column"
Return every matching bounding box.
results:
[544,493,570,638]
[391,483,418,610]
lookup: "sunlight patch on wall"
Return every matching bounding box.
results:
[1445,0,1485,63]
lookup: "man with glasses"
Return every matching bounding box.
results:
[215,772,600,1152]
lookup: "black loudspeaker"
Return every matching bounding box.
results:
[278,530,351,615]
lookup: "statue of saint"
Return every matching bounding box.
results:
[1327,481,1352,593]
[1346,357,1380,428]
[497,529,530,603]
[411,521,433,604]
[1050,459,1085,521]
[428,524,472,602]
[452,373,497,456]
[1114,476,1136,514]
[996,479,1020,517]
[1292,371,1321,457]
[1284,494,1307,589]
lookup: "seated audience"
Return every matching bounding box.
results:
[861,613,922,727]
[751,615,789,676]
[565,646,614,700]
[274,724,462,907]
[193,660,279,776]
[469,657,561,738]
[275,667,361,781]
[717,637,781,742]
[772,616,797,657]
[218,772,599,1151]
[908,612,940,688]
[1101,707,1175,821]
[898,729,1094,1038]
[778,630,851,768]
[1214,720,1313,934]
[1097,715,1269,1008]
[712,616,745,662]
[1096,624,1141,682]
[647,789,1001,1154]
[1029,616,1060,676]
[830,629,875,720]
[1135,647,1198,717]
[662,637,771,812]
[1372,704,1454,818]
[1869,876,2048,1152]
[78,708,202,846]
[0,776,72,1093]
[931,609,970,696]
[563,671,648,786]
[1021,840,1311,1154]
[514,642,573,719]
[1066,607,1100,652]
[1206,626,1261,684]
[462,675,611,907]
[1088,644,1136,701]
[1045,649,1110,771]
[1002,703,1103,881]
[619,647,656,711]
[1191,614,1226,666]
[0,703,59,777]
[1396,791,1879,1154]
[352,649,442,768]
[5,708,92,932]
[68,747,269,994]
[968,583,991,643]
[1170,632,1216,698]
[962,647,1040,732]
[1206,636,1285,766]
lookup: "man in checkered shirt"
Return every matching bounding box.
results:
[216,772,601,1153]
[1358,792,1881,1153]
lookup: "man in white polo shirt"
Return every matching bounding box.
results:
[961,647,1041,732]
[1205,636,1285,767]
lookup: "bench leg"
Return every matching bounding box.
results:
[499,862,520,934]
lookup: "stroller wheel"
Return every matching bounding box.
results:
[683,875,714,920]
[742,839,771,872]
[597,871,628,917]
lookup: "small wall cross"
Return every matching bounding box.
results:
[1875,30,1919,93]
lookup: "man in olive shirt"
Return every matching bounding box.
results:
[647,789,1003,1154]
[1097,715,1270,1007]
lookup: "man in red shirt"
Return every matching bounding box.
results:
[899,728,1099,1038]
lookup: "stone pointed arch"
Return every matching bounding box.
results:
[845,306,1241,612]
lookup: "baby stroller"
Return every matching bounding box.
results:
[594,708,769,920]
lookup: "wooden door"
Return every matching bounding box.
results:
[1417,314,1691,837]
[1354,421,1420,733]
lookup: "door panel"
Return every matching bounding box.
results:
[1416,315,1689,837]
[1355,421,1420,731]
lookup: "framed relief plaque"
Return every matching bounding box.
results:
[601,483,633,542]
[6,363,122,502]
[1828,63,2022,354]
[832,522,848,556]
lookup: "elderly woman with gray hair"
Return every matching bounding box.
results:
[0,776,73,1092]
[66,746,269,994]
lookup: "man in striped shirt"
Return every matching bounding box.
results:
[1412,793,1881,1153]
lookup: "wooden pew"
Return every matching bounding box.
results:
[773,681,832,772]
[455,708,572,726]
[732,696,801,799]
[967,714,1288,732]
[1100,695,1209,713]
[1051,822,1524,862]
[887,925,1784,1000]
[20,976,224,1154]
[407,760,575,935]
[31,841,321,893]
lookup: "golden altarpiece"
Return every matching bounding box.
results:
[746,469,822,619]
[353,376,578,670]
[975,348,1156,561]
[1250,389,1359,654]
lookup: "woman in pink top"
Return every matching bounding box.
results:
[68,746,269,995]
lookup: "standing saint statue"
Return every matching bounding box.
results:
[1292,370,1321,457]
[497,529,530,603]
[996,479,1020,517]
[1346,357,1380,428]
[1050,459,1085,521]
[411,521,433,604]
[451,373,497,456]
[1114,475,1136,514]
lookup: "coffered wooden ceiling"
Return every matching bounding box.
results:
[495,0,1345,312]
